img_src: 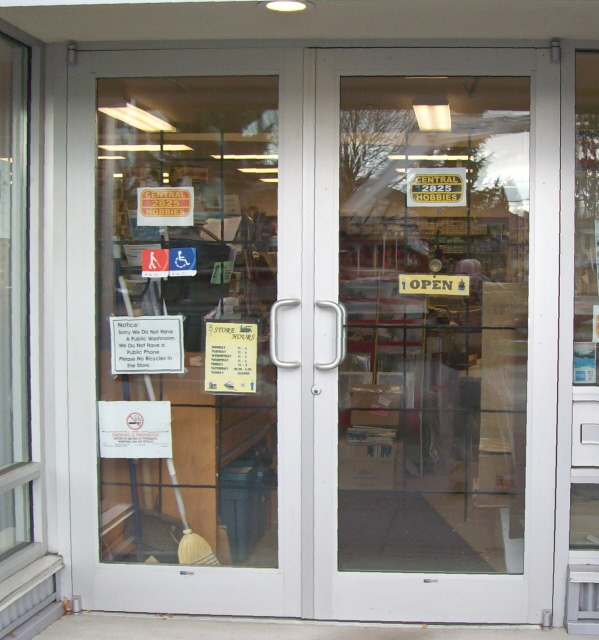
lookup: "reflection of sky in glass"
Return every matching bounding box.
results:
[475,131,529,215]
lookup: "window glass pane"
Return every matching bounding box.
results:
[571,483,599,549]
[338,76,529,573]
[96,77,279,567]
[574,53,599,384]
[0,483,32,559]
[0,35,30,471]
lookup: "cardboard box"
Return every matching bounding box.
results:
[338,438,405,491]
[474,452,516,508]
[350,384,403,427]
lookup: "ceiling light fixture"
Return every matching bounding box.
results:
[98,103,176,133]
[98,155,126,160]
[260,178,279,183]
[412,99,452,132]
[260,0,314,12]
[238,168,279,174]
[99,144,192,152]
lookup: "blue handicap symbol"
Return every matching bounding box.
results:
[170,247,196,272]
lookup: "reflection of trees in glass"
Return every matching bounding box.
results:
[576,114,599,219]
[339,108,416,206]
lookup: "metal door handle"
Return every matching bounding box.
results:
[315,300,347,370]
[270,298,300,369]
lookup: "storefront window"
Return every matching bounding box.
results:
[574,53,599,384]
[96,77,278,567]
[0,33,31,561]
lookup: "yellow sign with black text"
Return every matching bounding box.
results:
[406,168,467,207]
[204,322,258,394]
[399,274,470,297]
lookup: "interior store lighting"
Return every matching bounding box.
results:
[98,155,126,160]
[412,100,452,132]
[113,173,123,178]
[98,103,176,133]
[260,178,279,183]
[260,0,314,11]
[388,154,470,161]
[211,154,278,160]
[238,168,279,173]
[99,144,192,152]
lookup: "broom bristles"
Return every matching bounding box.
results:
[178,529,220,566]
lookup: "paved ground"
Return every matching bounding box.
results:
[35,612,577,640]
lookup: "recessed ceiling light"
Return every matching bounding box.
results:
[260,0,314,11]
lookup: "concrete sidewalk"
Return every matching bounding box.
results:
[35,612,576,640]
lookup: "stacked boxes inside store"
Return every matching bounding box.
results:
[339,384,404,491]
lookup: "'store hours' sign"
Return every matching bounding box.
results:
[137,187,194,226]
[406,168,467,207]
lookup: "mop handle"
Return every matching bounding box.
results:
[118,276,158,402]
[166,458,191,531]
[118,276,191,532]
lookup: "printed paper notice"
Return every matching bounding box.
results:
[406,168,467,207]
[574,343,597,384]
[137,187,194,227]
[110,316,184,374]
[205,322,258,394]
[98,401,172,458]
[399,273,470,296]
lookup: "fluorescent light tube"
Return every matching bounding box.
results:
[98,144,192,152]
[98,103,176,133]
[260,178,279,183]
[211,154,278,160]
[238,168,279,174]
[388,155,469,161]
[98,155,126,160]
[412,102,452,132]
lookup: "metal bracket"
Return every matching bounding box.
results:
[67,42,78,66]
[550,38,561,64]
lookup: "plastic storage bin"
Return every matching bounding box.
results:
[219,463,267,563]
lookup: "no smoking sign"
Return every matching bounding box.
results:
[126,412,144,430]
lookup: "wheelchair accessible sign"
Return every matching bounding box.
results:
[141,247,197,277]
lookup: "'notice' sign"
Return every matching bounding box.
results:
[406,168,467,207]
[137,187,194,226]
[399,274,470,297]
[109,316,185,374]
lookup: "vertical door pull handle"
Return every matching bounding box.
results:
[315,300,347,370]
[270,298,301,369]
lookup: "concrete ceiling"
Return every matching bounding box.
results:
[0,0,599,44]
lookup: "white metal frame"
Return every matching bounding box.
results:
[65,47,304,616]
[312,47,560,624]
[0,19,48,583]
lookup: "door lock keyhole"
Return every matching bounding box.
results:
[311,385,322,395]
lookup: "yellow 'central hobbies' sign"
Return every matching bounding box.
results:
[137,187,194,227]
[399,274,470,297]
[406,168,467,207]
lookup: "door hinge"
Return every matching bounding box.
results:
[67,42,78,66]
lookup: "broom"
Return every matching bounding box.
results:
[118,275,219,566]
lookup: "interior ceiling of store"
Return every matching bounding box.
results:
[0,0,599,43]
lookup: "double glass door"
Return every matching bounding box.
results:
[66,46,559,623]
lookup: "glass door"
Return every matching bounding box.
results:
[66,48,304,616]
[312,48,560,623]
